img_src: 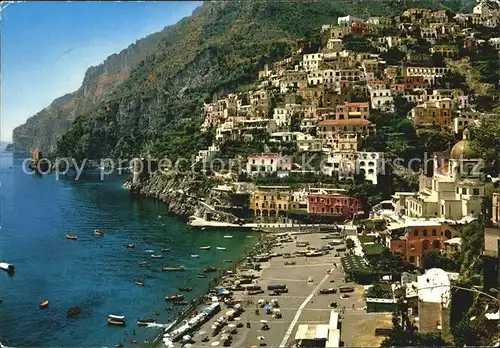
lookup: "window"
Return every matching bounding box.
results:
[432,229,437,236]
[462,188,467,195]
[414,230,419,237]
[433,240,440,248]
[409,256,415,263]
[423,229,428,236]
[473,188,480,195]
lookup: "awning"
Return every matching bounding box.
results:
[294,324,329,340]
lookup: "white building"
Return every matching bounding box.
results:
[195,145,220,164]
[246,153,293,177]
[301,53,324,72]
[326,38,344,52]
[337,15,363,26]
[368,85,394,111]
[322,151,385,184]
[273,108,292,128]
[405,130,486,220]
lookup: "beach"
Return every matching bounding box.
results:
[161,230,391,348]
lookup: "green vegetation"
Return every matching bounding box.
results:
[365,282,393,299]
[422,251,460,272]
[357,235,378,244]
[362,243,386,256]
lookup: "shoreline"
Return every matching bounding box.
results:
[153,232,277,347]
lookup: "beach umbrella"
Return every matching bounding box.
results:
[198,331,207,336]
[183,344,193,348]
[258,299,265,304]
[183,335,192,341]
[211,325,218,330]
[260,320,268,324]
[228,324,236,329]
[211,341,220,347]
[258,336,266,340]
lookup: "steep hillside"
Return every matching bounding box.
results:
[12,24,179,153]
[16,0,473,156]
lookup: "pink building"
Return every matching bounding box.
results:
[307,194,363,218]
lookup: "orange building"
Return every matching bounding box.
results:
[410,99,452,130]
[335,102,370,120]
[390,221,450,266]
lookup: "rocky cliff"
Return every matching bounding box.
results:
[124,171,238,222]
[12,23,183,153]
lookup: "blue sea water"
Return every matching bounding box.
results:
[0,153,258,346]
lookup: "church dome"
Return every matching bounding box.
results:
[450,129,477,159]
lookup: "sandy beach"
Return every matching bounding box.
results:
[161,231,391,348]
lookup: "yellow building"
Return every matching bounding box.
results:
[429,45,458,58]
[250,186,298,218]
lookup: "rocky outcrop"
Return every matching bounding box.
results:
[125,172,238,222]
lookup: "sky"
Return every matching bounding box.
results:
[0,1,202,142]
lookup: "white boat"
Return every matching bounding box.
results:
[145,249,154,253]
[223,235,233,239]
[108,314,125,320]
[216,247,226,251]
[151,254,163,258]
[191,254,199,258]
[199,246,211,250]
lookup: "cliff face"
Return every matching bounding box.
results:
[12,26,179,153]
[125,172,237,222]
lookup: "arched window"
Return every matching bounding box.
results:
[423,229,428,236]
[432,229,437,236]
[445,230,452,239]
[432,240,440,248]
[422,240,430,250]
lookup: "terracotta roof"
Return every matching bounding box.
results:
[319,119,373,126]
[343,102,370,108]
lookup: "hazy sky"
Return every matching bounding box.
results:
[1,1,201,141]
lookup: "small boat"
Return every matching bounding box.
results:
[173,301,188,306]
[66,306,81,317]
[135,280,145,286]
[203,266,218,273]
[116,344,124,348]
[126,244,136,248]
[94,229,104,236]
[191,254,199,258]
[65,234,78,240]
[40,300,49,309]
[216,247,226,251]
[107,314,126,326]
[196,274,208,278]
[137,317,156,326]
[144,249,154,253]
[151,254,163,258]
[179,286,193,292]
[223,259,232,263]
[138,261,149,267]
[162,265,185,271]
[223,235,233,239]
[199,246,211,250]
[164,294,184,302]
[160,248,170,252]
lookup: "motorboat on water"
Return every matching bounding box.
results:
[199,246,210,250]
[173,300,188,306]
[137,317,156,326]
[223,259,232,263]
[164,294,184,302]
[178,286,192,292]
[138,261,149,268]
[216,247,226,251]
[135,280,145,286]
[223,235,233,239]
[107,314,126,326]
[151,254,163,258]
[160,248,170,252]
[65,234,78,240]
[94,229,104,236]
[162,265,185,271]
[40,300,49,309]
[191,254,199,258]
[203,266,218,273]
[196,274,208,278]
[126,244,136,248]
[144,249,155,253]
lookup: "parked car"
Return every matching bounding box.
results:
[319,288,337,294]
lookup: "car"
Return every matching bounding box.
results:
[319,288,337,294]
[340,294,351,299]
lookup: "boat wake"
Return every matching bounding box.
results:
[147,322,172,329]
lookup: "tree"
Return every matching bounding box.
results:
[346,239,355,250]
[422,251,460,272]
[470,113,500,166]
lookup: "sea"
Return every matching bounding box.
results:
[0,152,259,347]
